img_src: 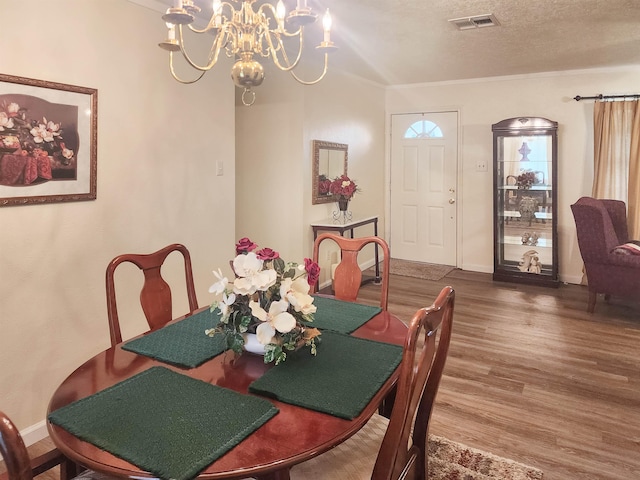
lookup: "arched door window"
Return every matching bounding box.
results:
[404,120,443,138]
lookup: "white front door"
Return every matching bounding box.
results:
[390,112,458,266]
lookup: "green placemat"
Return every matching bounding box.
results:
[309,296,382,334]
[48,366,278,480]
[249,331,403,419]
[122,308,226,368]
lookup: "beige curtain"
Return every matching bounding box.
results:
[629,108,640,238]
[593,100,640,238]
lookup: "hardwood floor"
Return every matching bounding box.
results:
[357,269,640,480]
[3,270,639,479]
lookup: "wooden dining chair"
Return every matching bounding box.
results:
[312,233,391,310]
[0,411,78,480]
[0,411,120,480]
[105,243,199,346]
[289,285,455,480]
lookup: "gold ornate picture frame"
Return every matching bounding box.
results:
[0,73,97,207]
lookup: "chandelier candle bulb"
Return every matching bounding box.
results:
[276,0,285,22]
[213,0,222,26]
[323,9,332,41]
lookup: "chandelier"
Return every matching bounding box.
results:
[159,0,338,106]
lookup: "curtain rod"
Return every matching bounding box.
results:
[573,94,640,101]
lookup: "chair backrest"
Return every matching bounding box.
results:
[311,233,390,310]
[0,411,74,480]
[372,286,455,480]
[0,412,32,480]
[105,243,198,346]
[571,197,628,263]
[601,199,630,244]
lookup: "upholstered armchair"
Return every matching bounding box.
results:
[570,197,640,312]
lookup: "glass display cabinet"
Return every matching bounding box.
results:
[492,117,559,287]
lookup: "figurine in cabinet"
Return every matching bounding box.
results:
[518,249,541,274]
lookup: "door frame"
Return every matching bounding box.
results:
[384,107,462,268]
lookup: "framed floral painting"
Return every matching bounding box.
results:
[0,73,97,207]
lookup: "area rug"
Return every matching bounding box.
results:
[429,434,544,480]
[387,258,456,281]
[290,415,543,479]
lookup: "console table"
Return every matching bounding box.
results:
[310,215,381,283]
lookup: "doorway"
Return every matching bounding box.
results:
[389,111,459,266]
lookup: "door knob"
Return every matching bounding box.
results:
[449,198,455,204]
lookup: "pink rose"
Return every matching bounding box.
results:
[304,258,321,286]
[257,248,280,260]
[235,237,258,254]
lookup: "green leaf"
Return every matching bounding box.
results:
[273,258,286,274]
[274,350,287,365]
[282,266,296,279]
[264,344,278,363]
[239,314,252,333]
[227,332,245,354]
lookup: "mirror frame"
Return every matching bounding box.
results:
[312,140,348,205]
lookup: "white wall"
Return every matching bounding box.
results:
[235,81,305,261]
[0,0,236,437]
[236,69,386,286]
[386,67,640,283]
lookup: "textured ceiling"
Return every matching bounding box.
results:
[150,0,640,85]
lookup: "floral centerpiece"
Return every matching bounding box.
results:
[0,100,74,164]
[206,237,322,365]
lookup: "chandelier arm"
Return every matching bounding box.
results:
[176,25,225,72]
[187,0,235,33]
[186,21,216,34]
[278,26,304,38]
[169,52,207,84]
[225,22,240,57]
[288,53,329,85]
[256,2,279,25]
[256,1,305,38]
[266,30,304,72]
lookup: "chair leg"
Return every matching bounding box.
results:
[587,292,596,313]
[378,385,397,419]
[256,468,291,480]
[60,458,81,480]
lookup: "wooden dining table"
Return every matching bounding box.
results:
[47,306,408,480]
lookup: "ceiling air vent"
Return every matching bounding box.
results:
[448,14,500,30]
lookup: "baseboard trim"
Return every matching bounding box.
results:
[22,419,48,446]
[461,263,492,273]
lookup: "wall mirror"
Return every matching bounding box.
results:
[312,140,348,204]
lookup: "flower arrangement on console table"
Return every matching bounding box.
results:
[330,174,360,221]
[206,237,322,365]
